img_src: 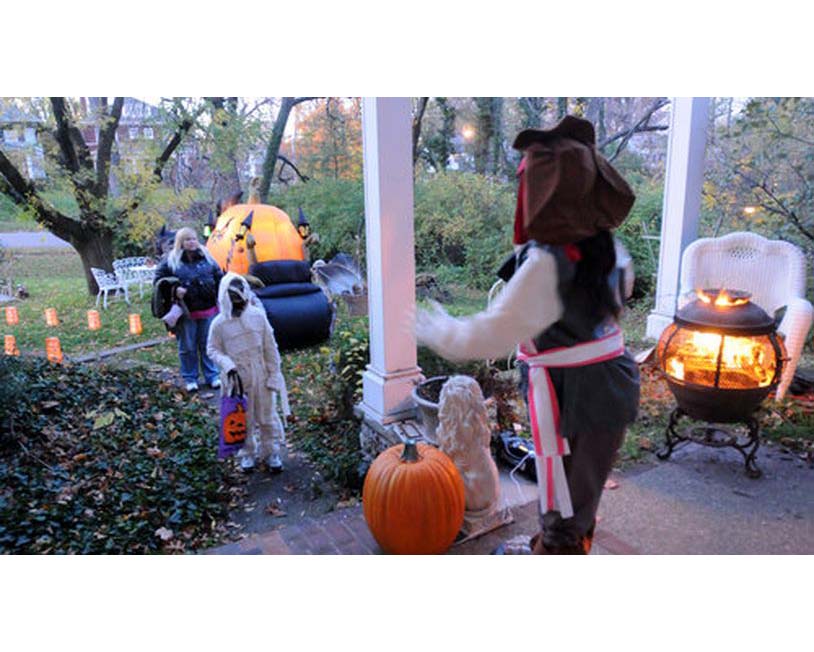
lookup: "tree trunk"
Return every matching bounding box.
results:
[474,98,496,175]
[259,98,297,203]
[72,228,116,296]
[490,98,505,177]
[557,97,568,119]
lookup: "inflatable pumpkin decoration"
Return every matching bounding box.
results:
[206,202,304,274]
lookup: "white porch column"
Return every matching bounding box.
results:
[646,97,710,340]
[358,97,422,424]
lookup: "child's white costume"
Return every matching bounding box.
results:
[207,273,290,468]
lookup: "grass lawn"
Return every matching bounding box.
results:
[4,248,177,368]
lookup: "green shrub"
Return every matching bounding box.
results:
[271,179,366,263]
[285,315,369,491]
[615,176,664,299]
[271,173,517,290]
[414,173,515,290]
[0,357,242,553]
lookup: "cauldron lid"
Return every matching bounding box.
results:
[675,288,776,335]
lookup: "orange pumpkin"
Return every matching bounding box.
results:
[362,438,465,555]
[206,203,304,274]
[223,403,247,445]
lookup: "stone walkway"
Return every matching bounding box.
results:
[208,437,814,555]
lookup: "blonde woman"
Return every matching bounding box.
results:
[154,227,223,392]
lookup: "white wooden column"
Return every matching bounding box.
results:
[646,97,710,340]
[358,97,422,424]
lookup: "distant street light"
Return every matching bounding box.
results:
[743,206,758,216]
[461,125,475,141]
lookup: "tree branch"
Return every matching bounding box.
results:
[412,97,429,166]
[117,104,205,221]
[0,147,82,240]
[599,98,670,161]
[50,98,93,174]
[735,166,814,243]
[95,97,124,198]
[766,114,814,147]
[152,111,199,181]
[50,97,81,173]
[259,97,319,203]
[277,154,310,183]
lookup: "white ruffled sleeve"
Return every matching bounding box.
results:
[415,247,563,362]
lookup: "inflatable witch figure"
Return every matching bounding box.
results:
[416,116,641,555]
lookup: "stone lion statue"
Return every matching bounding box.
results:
[436,375,500,515]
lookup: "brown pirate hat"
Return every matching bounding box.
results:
[512,115,635,245]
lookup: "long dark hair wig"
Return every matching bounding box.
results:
[571,229,620,323]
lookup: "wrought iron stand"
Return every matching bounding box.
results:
[657,407,762,479]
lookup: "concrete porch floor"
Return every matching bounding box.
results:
[208,437,814,555]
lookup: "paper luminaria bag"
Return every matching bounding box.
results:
[219,372,248,459]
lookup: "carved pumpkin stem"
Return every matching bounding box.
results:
[400,438,421,463]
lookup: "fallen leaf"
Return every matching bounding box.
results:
[155,527,174,541]
[92,411,116,430]
[604,479,619,490]
[266,504,287,518]
[40,401,60,410]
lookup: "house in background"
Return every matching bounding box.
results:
[78,97,160,170]
[0,102,46,179]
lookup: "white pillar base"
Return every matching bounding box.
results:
[646,312,674,341]
[358,365,423,425]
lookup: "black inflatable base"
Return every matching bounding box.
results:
[255,285,332,351]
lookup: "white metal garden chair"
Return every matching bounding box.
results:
[91,267,130,309]
[679,231,814,400]
[113,257,150,298]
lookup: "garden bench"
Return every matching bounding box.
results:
[113,257,153,298]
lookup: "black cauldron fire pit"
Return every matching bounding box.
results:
[656,289,787,477]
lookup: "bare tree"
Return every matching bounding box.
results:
[598,98,670,161]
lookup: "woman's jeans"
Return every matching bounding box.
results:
[176,316,219,384]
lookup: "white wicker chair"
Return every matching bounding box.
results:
[91,267,130,309]
[679,232,814,400]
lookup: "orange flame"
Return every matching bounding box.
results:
[662,328,779,389]
[695,289,749,308]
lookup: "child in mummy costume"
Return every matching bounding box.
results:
[416,116,640,554]
[207,273,290,472]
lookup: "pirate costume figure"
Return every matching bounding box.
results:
[416,116,640,554]
[207,273,290,472]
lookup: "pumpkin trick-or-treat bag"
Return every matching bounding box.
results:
[219,372,249,459]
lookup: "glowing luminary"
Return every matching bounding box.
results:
[128,313,143,335]
[45,337,63,363]
[87,310,101,331]
[45,308,59,327]
[5,306,19,325]
[4,335,19,356]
